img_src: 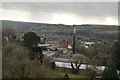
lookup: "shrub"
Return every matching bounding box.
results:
[2,42,32,78]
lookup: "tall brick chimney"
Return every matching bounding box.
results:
[72,25,76,54]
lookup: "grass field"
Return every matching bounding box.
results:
[54,70,88,79]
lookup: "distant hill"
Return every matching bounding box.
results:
[1,20,119,41]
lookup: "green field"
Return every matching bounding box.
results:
[54,70,88,80]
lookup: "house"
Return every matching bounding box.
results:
[59,39,69,49]
[82,41,94,48]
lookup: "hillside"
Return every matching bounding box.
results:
[1,20,119,41]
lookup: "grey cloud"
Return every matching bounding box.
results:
[2,2,118,17]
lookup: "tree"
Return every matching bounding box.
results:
[2,42,31,78]
[2,28,16,43]
[101,60,119,80]
[111,41,120,71]
[2,28,16,37]
[32,47,44,66]
[23,32,40,49]
[70,53,88,74]
[88,58,99,80]
[86,42,110,65]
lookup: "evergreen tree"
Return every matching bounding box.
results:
[23,32,40,49]
[101,60,119,80]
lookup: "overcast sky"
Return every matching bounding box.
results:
[0,2,118,25]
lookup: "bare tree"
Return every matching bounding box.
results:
[70,53,88,74]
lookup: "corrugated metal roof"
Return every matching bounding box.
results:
[43,51,59,54]
[37,44,50,47]
[51,58,70,62]
[55,62,87,69]
[55,61,105,71]
[46,53,56,56]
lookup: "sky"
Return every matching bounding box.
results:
[0,2,118,25]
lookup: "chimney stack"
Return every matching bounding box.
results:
[72,25,76,54]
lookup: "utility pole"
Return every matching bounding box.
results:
[72,25,76,54]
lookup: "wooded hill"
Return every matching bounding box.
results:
[2,20,119,41]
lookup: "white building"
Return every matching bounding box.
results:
[83,42,94,48]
